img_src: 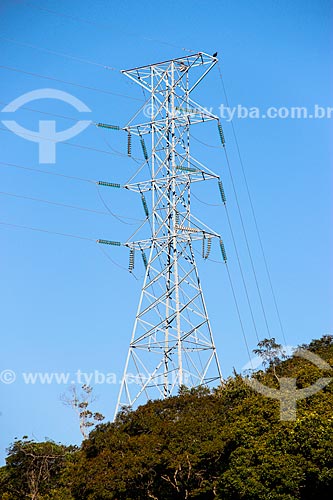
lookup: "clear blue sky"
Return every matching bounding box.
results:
[0,0,332,463]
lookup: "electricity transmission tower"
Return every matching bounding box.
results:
[114,52,226,416]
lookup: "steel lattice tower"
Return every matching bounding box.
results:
[115,52,225,416]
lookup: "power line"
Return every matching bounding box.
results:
[0,126,127,157]
[0,160,95,183]
[225,264,253,367]
[0,217,140,277]
[97,244,134,273]
[0,100,143,161]
[192,190,260,342]
[193,247,253,367]
[0,35,118,71]
[224,204,260,343]
[192,115,285,344]
[0,166,144,222]
[0,220,94,241]
[98,130,142,163]
[0,189,112,216]
[0,64,144,102]
[0,219,131,271]
[195,239,259,355]
[217,63,287,345]
[17,0,195,53]
[223,145,272,340]
[190,133,221,149]
[0,98,82,122]
[192,191,222,207]
[95,185,141,225]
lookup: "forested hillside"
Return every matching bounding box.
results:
[1,336,332,499]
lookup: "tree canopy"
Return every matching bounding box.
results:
[1,335,332,499]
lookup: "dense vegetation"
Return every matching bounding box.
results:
[1,336,332,499]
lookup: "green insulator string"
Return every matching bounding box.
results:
[127,130,132,157]
[140,136,149,161]
[141,249,148,269]
[176,165,198,173]
[205,236,212,259]
[97,239,121,246]
[219,238,227,262]
[129,248,135,271]
[140,193,149,217]
[217,122,225,146]
[97,181,121,188]
[218,179,226,204]
[97,123,120,130]
[202,234,212,259]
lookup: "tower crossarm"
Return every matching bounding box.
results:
[121,52,218,94]
[124,229,221,251]
[125,113,218,136]
[124,171,219,193]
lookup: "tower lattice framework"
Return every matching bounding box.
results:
[116,53,224,415]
